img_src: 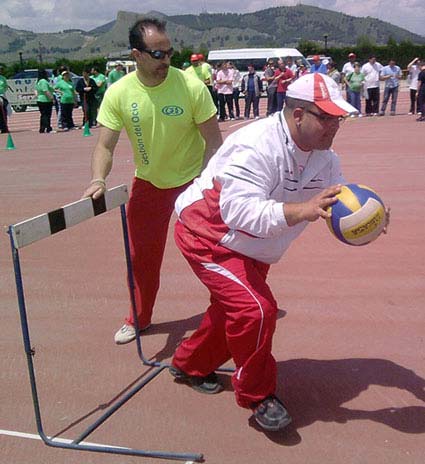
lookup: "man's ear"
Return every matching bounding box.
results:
[131,48,142,61]
[293,107,304,125]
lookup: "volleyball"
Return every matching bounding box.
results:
[326,184,386,246]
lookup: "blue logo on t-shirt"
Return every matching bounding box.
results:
[162,105,184,116]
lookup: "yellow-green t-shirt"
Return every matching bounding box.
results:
[97,67,217,188]
[185,64,210,83]
[201,62,212,83]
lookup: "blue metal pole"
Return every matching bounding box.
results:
[119,205,235,374]
[8,227,50,444]
[119,204,156,366]
[73,365,167,443]
[42,439,204,461]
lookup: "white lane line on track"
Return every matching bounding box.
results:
[0,428,128,449]
[0,428,196,463]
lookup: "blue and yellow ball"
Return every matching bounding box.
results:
[326,184,386,246]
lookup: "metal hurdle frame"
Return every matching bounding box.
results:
[7,184,204,462]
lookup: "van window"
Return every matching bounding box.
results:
[207,48,309,73]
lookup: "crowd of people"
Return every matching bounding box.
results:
[182,52,425,122]
[1,51,424,135]
[5,62,127,135]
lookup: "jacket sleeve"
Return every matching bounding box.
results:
[256,75,262,89]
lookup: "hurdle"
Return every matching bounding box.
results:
[7,184,204,462]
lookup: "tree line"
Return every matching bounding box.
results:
[1,38,424,78]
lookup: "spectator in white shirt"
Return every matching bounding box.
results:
[361,55,383,116]
[407,57,421,115]
[216,61,235,122]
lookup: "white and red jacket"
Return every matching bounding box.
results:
[175,112,345,264]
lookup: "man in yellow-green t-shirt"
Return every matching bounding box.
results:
[82,18,222,345]
[185,54,212,86]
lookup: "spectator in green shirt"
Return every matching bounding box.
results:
[344,62,365,116]
[0,66,10,133]
[54,70,78,130]
[35,69,55,133]
[107,62,125,87]
[90,67,107,109]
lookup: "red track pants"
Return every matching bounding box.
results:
[172,220,278,408]
[125,178,191,328]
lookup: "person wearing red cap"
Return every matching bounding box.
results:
[186,53,212,86]
[341,52,357,104]
[309,55,327,74]
[198,54,216,108]
[168,73,389,431]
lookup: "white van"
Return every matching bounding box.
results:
[208,48,308,66]
[207,48,309,93]
[106,59,136,75]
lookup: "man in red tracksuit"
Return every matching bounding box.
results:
[169,74,362,431]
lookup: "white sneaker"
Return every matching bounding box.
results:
[114,323,151,345]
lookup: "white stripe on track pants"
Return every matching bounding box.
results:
[172,220,278,408]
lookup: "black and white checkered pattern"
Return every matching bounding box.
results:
[9,184,129,249]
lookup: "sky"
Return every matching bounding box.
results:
[0,0,423,36]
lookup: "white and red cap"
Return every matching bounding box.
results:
[287,73,357,116]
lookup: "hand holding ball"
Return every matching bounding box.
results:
[326,184,387,246]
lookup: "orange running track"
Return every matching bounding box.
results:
[1,91,424,464]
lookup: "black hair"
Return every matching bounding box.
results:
[129,17,167,51]
[37,68,49,81]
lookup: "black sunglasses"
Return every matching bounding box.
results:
[140,47,174,60]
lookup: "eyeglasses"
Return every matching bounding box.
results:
[305,109,345,124]
[140,47,174,60]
